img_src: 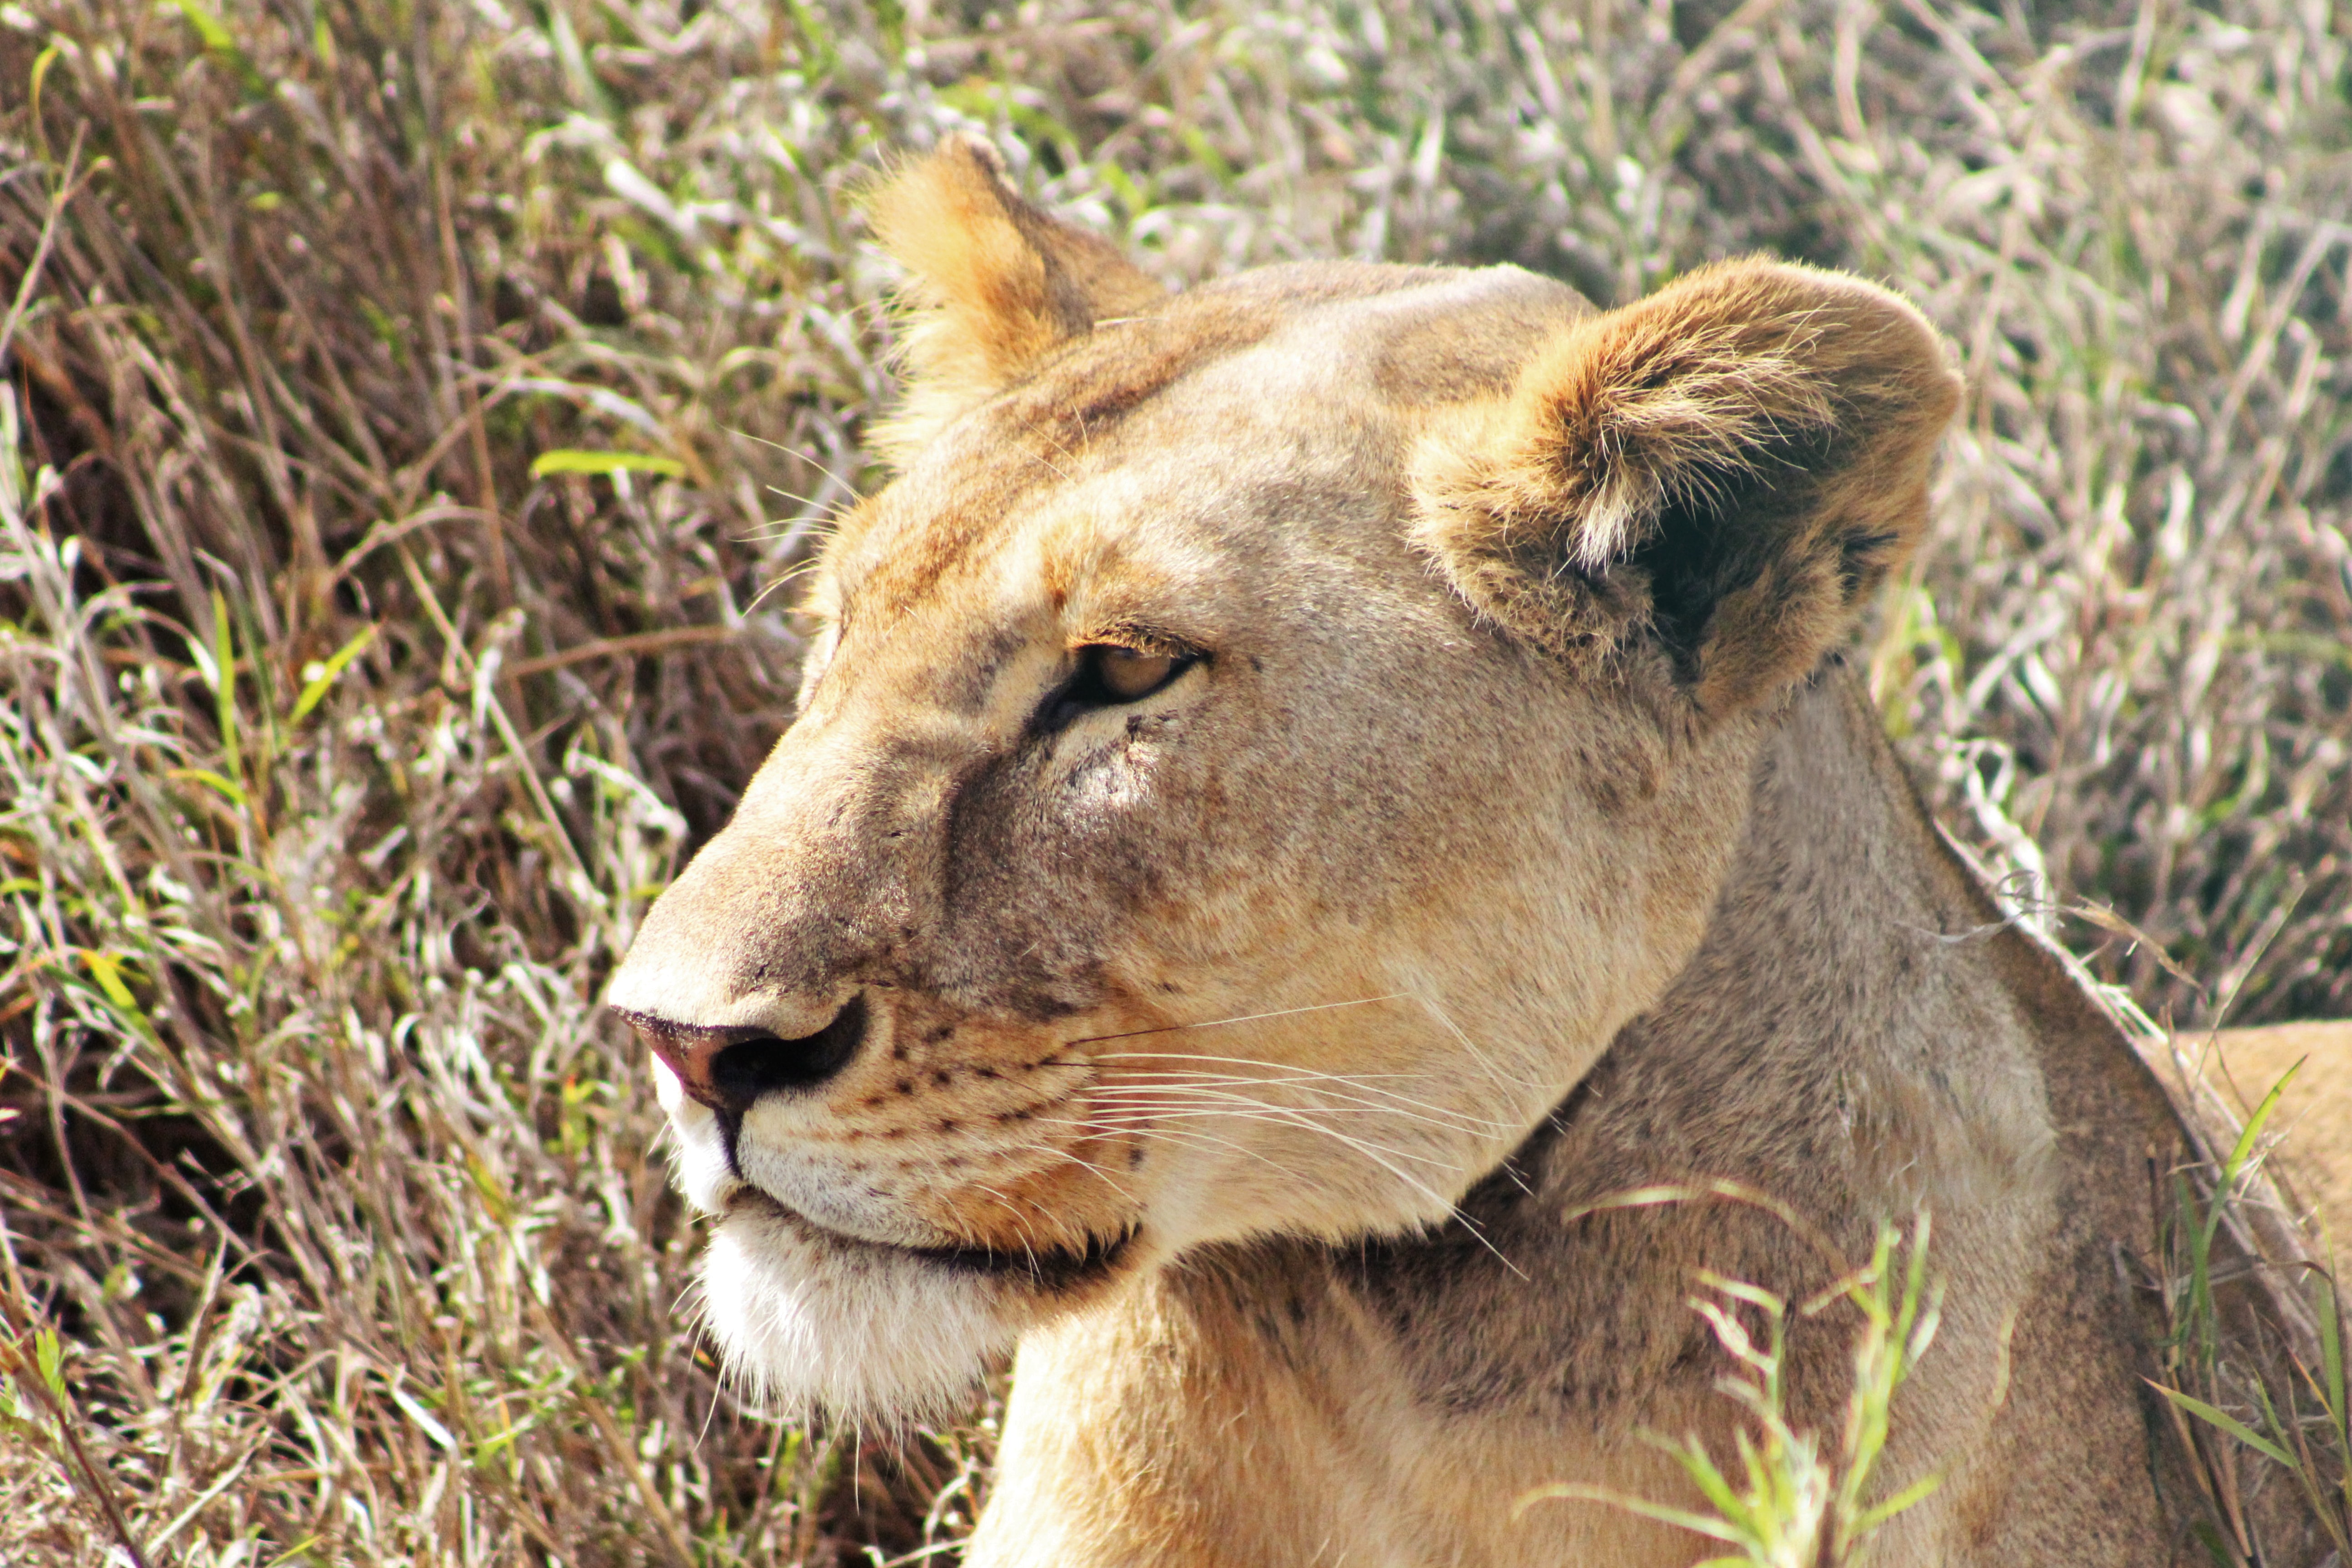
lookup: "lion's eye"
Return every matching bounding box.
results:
[1038,642,1198,732]
[1091,646,1178,701]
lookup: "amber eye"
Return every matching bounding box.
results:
[1090,646,1179,701]
[1038,643,1198,731]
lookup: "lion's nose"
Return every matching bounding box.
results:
[616,996,869,1116]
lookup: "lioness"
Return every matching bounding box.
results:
[609,138,2318,1565]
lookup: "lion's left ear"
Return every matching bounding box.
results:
[1410,259,1960,721]
[867,135,1165,463]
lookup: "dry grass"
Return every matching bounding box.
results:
[0,0,2346,1563]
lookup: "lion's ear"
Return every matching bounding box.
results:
[1410,258,1960,721]
[866,135,1164,463]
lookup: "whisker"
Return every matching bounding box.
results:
[984,1132,1158,1212]
[1093,1075,1511,1129]
[745,572,802,615]
[1063,994,1410,1047]
[726,425,866,499]
[1097,1063,1441,1082]
[1059,1101,1527,1280]
[762,483,831,511]
[1402,988,1550,1097]
[1028,1116,1297,1178]
[955,1177,1061,1257]
[1093,1054,1522,1130]
[1088,1082,1502,1137]
[1078,1102,1461,1174]
[1013,1144,1149,1207]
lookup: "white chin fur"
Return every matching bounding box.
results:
[701,1203,1017,1423]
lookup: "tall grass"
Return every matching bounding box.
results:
[0,0,2346,1562]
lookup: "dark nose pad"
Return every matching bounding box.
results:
[621,995,868,1117]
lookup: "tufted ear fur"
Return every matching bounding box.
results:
[867,135,1166,463]
[1410,258,1961,722]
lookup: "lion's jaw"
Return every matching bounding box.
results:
[607,262,1762,1423]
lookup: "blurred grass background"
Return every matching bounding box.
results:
[0,0,2346,1561]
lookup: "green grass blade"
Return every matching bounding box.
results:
[288,624,378,725]
[2322,1272,2345,1431]
[530,448,686,480]
[207,588,242,788]
[2206,1060,2302,1249]
[1511,1482,1742,1543]
[1855,1472,1943,1533]
[1669,1440,1755,1533]
[2148,1382,2297,1466]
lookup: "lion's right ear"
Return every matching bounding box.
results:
[1409,259,1960,725]
[866,135,1164,463]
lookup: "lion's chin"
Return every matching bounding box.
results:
[700,1196,1138,1424]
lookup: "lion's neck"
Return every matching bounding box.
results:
[1540,659,2061,1226]
[1328,660,2061,1418]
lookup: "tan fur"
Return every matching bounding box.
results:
[608,144,2336,1566]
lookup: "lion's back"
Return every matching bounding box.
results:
[2194,1023,2352,1242]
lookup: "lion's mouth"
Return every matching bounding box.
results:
[726,1186,1138,1292]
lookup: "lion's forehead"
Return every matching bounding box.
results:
[827,261,1592,620]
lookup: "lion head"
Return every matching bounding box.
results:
[605,136,1958,1421]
